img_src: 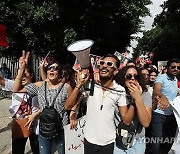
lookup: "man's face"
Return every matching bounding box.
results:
[141,69,149,84]
[167,62,180,77]
[99,57,117,79]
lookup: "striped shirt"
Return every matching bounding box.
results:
[25,81,69,126]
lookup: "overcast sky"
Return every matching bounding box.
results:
[128,0,165,52]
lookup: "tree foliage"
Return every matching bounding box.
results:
[135,0,180,62]
[0,0,151,64]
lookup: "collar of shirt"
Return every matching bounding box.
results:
[165,73,177,81]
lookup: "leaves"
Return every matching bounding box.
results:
[135,0,180,61]
[0,0,151,64]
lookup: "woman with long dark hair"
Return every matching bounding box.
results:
[114,65,152,154]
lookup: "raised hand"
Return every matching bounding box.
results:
[19,50,30,69]
[127,82,142,101]
[76,69,90,88]
[39,58,45,68]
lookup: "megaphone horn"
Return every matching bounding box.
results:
[67,39,94,68]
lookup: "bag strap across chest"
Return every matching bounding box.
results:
[44,82,65,107]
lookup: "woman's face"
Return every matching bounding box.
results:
[125,68,139,88]
[149,72,157,82]
[22,68,32,86]
[47,63,60,81]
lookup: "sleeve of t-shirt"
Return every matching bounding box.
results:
[24,83,38,97]
[142,91,152,108]
[154,75,164,85]
[117,91,128,106]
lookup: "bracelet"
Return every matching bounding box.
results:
[70,110,76,112]
[75,86,80,90]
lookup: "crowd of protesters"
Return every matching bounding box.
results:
[0,50,180,154]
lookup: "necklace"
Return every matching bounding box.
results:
[100,90,110,110]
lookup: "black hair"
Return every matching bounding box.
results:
[115,65,147,92]
[62,63,76,88]
[167,59,180,67]
[45,58,62,77]
[25,67,36,83]
[140,67,150,74]
[149,68,158,75]
[2,63,7,67]
[127,59,136,64]
[62,63,74,80]
[103,54,120,68]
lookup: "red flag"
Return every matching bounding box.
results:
[0,24,8,47]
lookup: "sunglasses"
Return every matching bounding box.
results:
[99,60,116,68]
[125,74,139,80]
[171,66,180,70]
[47,65,59,71]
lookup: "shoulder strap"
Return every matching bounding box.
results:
[44,81,65,107]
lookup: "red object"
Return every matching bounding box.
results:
[0,24,8,47]
[178,81,180,88]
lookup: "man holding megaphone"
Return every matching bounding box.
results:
[65,45,128,154]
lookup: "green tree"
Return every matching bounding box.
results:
[135,0,180,62]
[0,0,151,64]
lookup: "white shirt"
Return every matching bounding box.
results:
[5,79,40,135]
[3,79,14,91]
[84,81,127,145]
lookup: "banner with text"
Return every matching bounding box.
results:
[64,116,86,154]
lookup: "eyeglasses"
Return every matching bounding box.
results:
[170,66,180,70]
[47,65,59,71]
[99,60,116,68]
[125,74,139,80]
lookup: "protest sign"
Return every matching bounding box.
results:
[114,51,129,69]
[157,61,167,73]
[89,54,102,69]
[64,116,86,154]
[170,96,180,153]
[136,51,154,66]
[122,51,132,59]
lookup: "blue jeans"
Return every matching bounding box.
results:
[38,132,65,154]
[114,137,145,154]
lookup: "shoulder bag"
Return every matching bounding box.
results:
[12,94,32,139]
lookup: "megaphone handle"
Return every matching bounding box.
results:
[89,79,95,96]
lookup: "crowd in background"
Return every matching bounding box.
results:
[0,51,180,154]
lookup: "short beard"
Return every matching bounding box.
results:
[100,74,114,82]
